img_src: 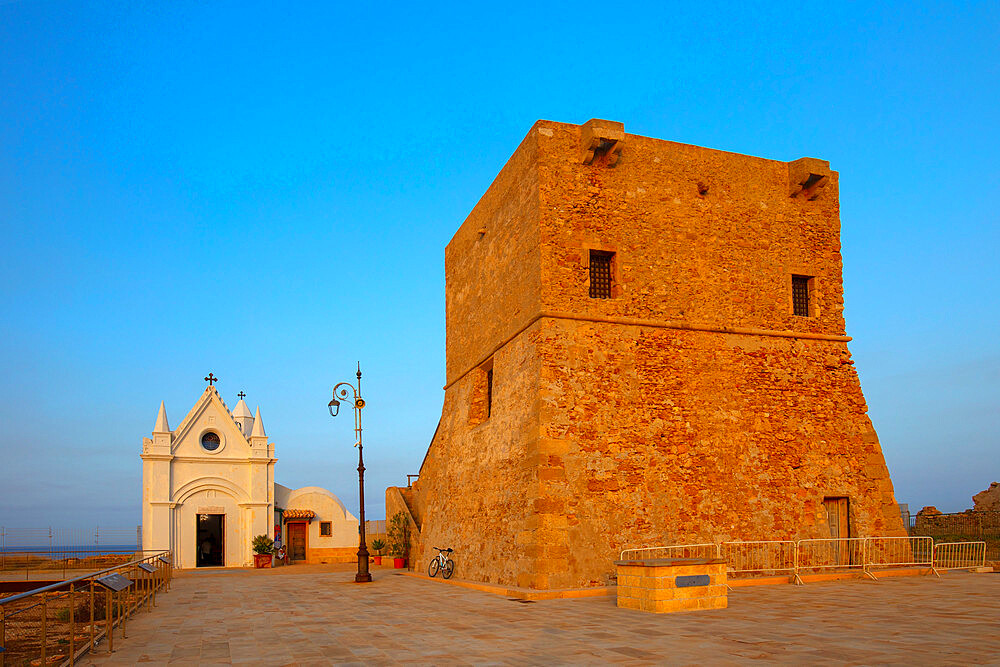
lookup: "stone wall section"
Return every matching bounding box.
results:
[409,127,549,583]
[444,127,541,383]
[535,122,844,335]
[538,319,903,587]
[409,320,544,585]
[974,483,1000,512]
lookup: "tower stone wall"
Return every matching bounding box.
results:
[405,119,905,590]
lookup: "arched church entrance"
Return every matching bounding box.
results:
[196,513,225,567]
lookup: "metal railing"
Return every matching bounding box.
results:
[0,548,140,581]
[933,541,987,570]
[618,537,988,586]
[0,550,172,666]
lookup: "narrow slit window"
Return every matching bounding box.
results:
[589,250,614,299]
[486,367,493,418]
[792,275,811,317]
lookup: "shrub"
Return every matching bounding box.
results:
[370,539,385,555]
[251,535,275,555]
[387,512,410,558]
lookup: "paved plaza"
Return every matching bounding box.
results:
[80,566,1000,666]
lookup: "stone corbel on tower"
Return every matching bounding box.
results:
[788,157,833,200]
[580,118,625,166]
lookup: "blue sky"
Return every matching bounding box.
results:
[1,0,997,532]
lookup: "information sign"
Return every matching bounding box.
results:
[95,573,133,592]
[675,574,710,588]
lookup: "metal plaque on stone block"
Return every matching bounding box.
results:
[95,573,133,592]
[675,574,710,588]
[137,563,156,573]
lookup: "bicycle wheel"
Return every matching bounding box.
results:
[428,558,440,577]
[442,558,455,579]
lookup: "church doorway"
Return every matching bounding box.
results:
[196,514,225,567]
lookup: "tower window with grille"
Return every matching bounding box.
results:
[792,275,812,317]
[589,250,614,299]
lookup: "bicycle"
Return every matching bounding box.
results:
[428,546,455,579]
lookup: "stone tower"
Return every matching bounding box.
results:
[400,119,905,590]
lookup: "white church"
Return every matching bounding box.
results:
[141,380,360,569]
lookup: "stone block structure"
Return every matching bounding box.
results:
[615,558,728,613]
[395,118,905,590]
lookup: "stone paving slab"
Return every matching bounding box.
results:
[79,568,1000,665]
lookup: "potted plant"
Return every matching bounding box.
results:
[370,539,385,565]
[252,534,275,568]
[386,512,411,569]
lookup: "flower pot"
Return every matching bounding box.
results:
[393,556,406,569]
[372,555,382,565]
[253,553,273,569]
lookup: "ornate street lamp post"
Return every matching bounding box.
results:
[327,363,372,583]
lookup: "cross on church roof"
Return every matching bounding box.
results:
[238,391,246,400]
[205,373,218,386]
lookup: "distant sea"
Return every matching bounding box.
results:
[0,544,139,553]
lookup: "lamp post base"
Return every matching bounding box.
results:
[355,546,372,583]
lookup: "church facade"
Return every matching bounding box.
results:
[141,383,359,568]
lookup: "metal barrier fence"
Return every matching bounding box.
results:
[365,520,388,547]
[0,527,142,551]
[619,537,987,586]
[0,550,172,666]
[933,541,987,570]
[620,543,718,560]
[865,536,934,571]
[722,541,796,576]
[796,538,868,578]
[911,510,1000,538]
